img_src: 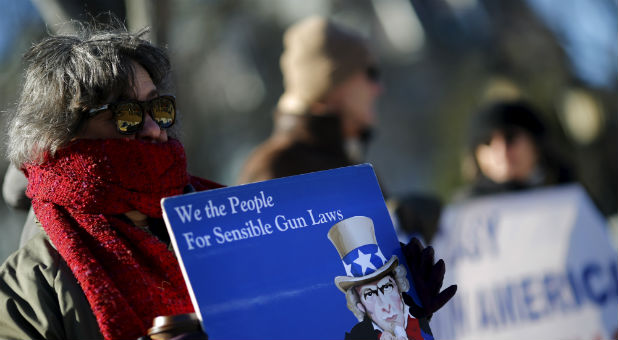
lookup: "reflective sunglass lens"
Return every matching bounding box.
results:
[151,97,175,128]
[115,103,143,133]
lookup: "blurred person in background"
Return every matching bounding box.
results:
[237,15,442,245]
[436,101,618,340]
[0,23,221,339]
[237,16,382,183]
[239,15,456,327]
[455,100,576,200]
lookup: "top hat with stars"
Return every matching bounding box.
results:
[328,216,398,293]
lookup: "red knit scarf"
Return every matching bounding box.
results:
[23,138,222,340]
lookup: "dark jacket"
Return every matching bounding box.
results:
[0,217,174,339]
[0,231,103,339]
[237,113,356,184]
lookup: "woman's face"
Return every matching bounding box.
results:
[324,69,383,139]
[75,61,168,143]
[475,129,540,183]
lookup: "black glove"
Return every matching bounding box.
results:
[400,238,457,320]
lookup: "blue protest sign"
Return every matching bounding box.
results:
[162,164,431,340]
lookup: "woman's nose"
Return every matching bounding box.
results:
[136,112,167,142]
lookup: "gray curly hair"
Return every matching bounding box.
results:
[345,264,410,321]
[7,23,174,167]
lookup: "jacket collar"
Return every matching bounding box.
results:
[274,112,346,150]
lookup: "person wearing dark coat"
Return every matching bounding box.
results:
[238,16,456,334]
[237,16,446,247]
[455,100,576,200]
[237,16,381,184]
[0,24,222,340]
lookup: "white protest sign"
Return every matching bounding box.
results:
[430,184,618,339]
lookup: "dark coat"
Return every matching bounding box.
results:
[0,231,103,339]
[0,216,178,339]
[237,113,356,184]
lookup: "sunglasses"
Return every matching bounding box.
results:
[87,95,176,135]
[366,66,381,83]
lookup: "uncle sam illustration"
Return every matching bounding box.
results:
[328,216,433,340]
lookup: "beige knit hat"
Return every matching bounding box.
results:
[277,16,375,114]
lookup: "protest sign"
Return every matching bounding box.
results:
[431,184,618,339]
[161,164,432,340]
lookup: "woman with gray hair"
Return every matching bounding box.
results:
[0,24,220,340]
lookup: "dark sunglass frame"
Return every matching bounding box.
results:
[87,95,176,135]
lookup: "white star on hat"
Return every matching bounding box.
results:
[375,248,387,264]
[344,262,352,276]
[353,249,376,275]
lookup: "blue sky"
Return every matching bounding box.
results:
[525,0,618,88]
[0,0,41,62]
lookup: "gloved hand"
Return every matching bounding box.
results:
[401,238,457,320]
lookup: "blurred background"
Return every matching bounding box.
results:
[0,0,616,261]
